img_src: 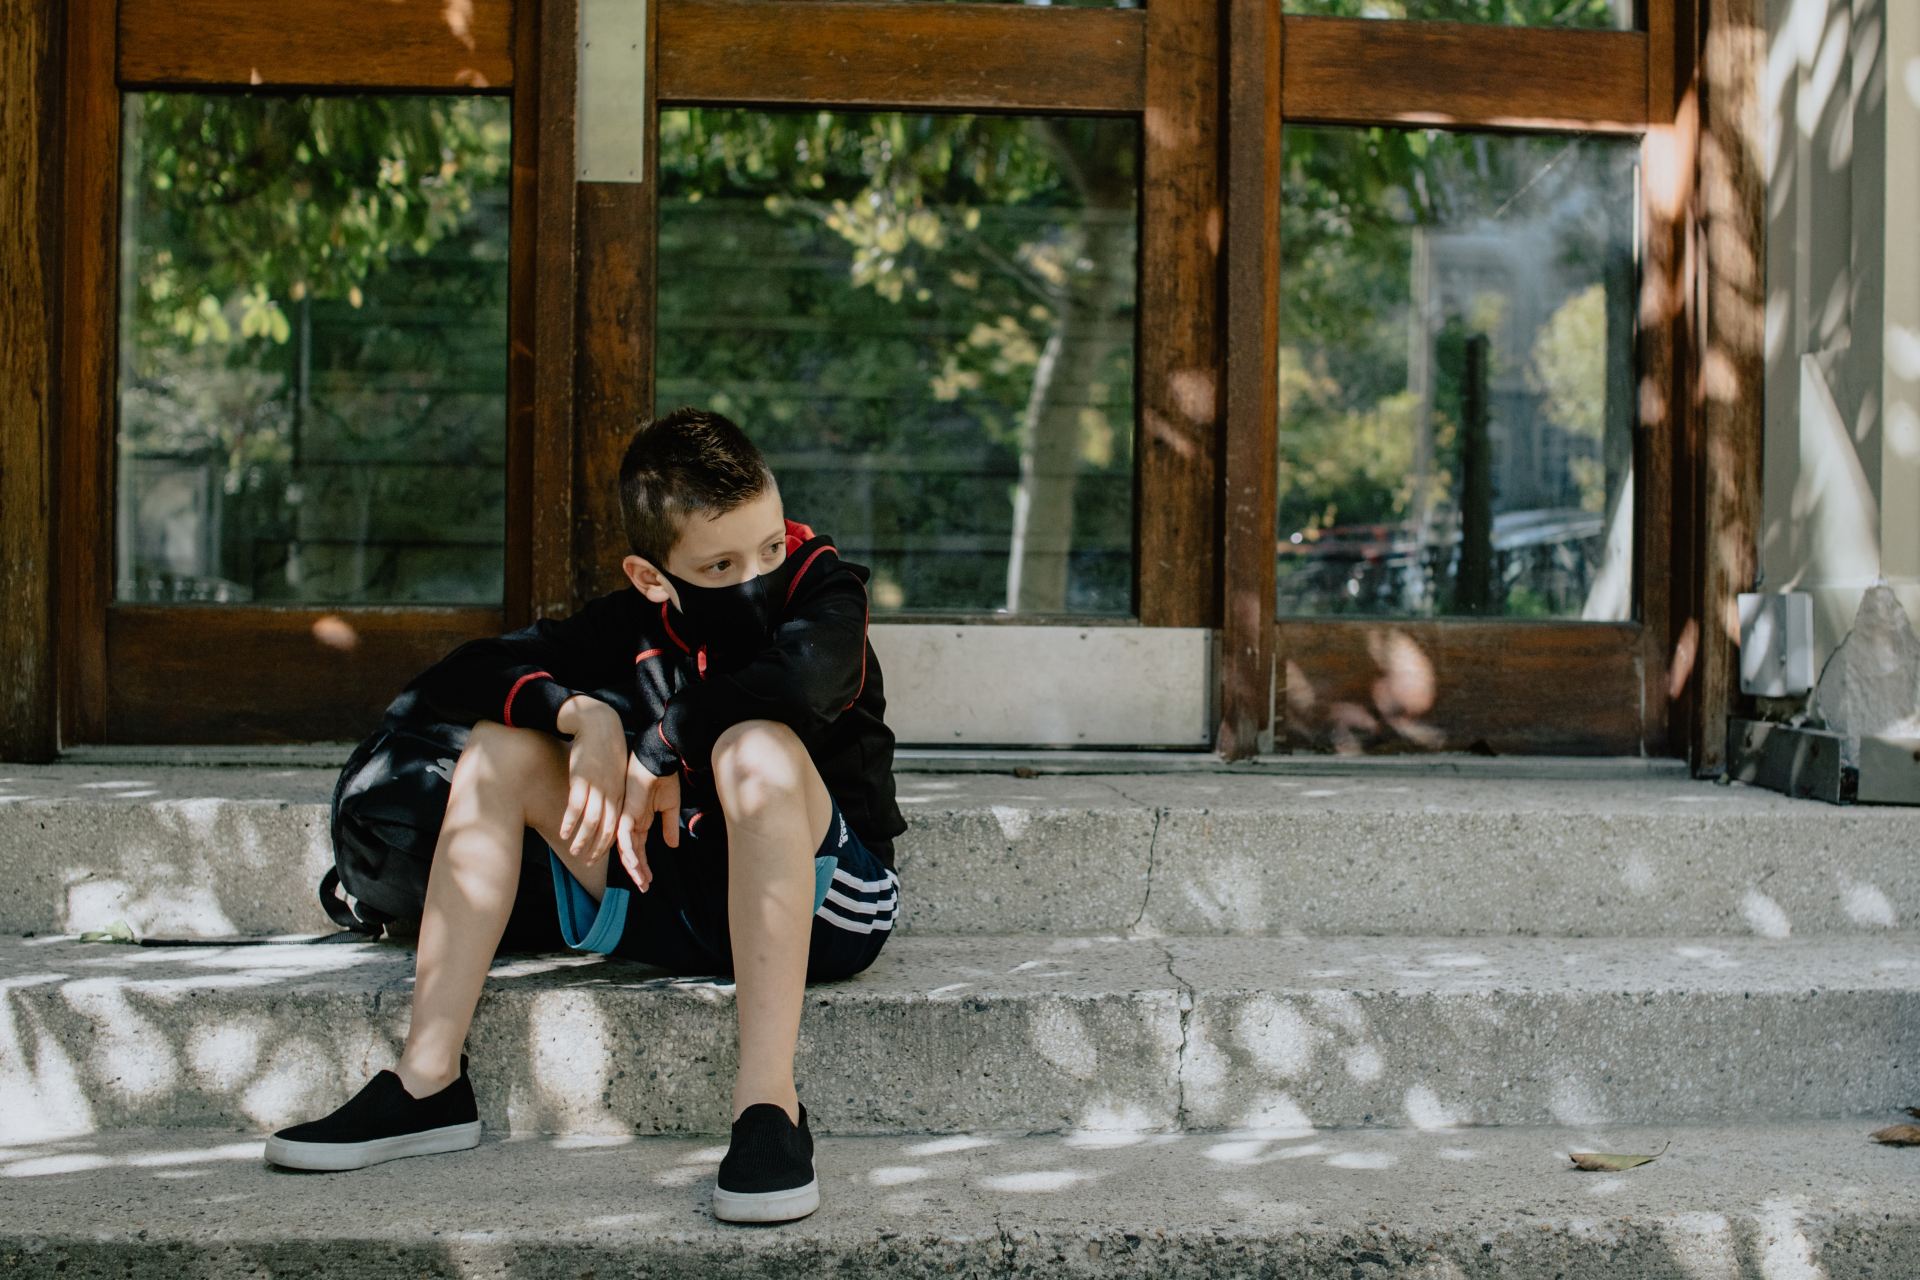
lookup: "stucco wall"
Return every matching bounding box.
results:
[1762,0,1920,663]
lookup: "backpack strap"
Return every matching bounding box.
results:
[319,867,391,937]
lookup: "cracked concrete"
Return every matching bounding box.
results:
[7,767,1918,940]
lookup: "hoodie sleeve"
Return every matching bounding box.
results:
[403,591,634,735]
[634,545,870,777]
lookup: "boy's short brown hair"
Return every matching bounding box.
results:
[619,407,775,565]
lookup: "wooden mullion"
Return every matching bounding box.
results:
[118,0,514,91]
[58,0,117,745]
[2,0,62,759]
[503,0,540,625]
[1135,0,1220,629]
[530,0,579,617]
[1216,0,1283,758]
[104,606,503,743]
[656,0,1145,114]
[1282,17,1647,133]
[574,3,661,605]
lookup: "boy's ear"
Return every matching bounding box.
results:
[622,554,675,605]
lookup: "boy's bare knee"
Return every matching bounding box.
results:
[712,720,808,816]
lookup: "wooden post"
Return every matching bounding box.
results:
[1,0,62,760]
[530,0,581,618]
[1693,0,1764,771]
[1217,0,1282,758]
[1455,335,1495,615]
[1138,0,1222,630]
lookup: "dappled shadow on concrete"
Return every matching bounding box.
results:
[0,1121,1909,1277]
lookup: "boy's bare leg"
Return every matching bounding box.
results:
[395,720,580,1097]
[711,719,833,1124]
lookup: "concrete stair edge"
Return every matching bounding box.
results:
[5,767,1915,940]
[8,933,1918,1138]
[0,1121,1913,1279]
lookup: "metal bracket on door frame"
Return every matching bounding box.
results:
[578,0,648,183]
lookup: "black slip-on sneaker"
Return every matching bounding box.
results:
[713,1102,818,1223]
[264,1058,481,1172]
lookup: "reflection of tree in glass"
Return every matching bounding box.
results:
[119,95,511,605]
[1277,123,1635,620]
[657,110,1137,616]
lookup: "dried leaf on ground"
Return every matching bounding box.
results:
[77,920,137,944]
[1568,1140,1670,1171]
[1872,1124,1920,1146]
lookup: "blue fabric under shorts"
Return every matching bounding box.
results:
[547,797,898,983]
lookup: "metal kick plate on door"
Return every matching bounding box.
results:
[579,0,648,183]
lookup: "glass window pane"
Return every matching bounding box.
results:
[1276,127,1638,620]
[1282,0,1632,29]
[658,109,1138,616]
[117,93,512,605]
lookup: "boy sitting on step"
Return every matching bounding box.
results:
[265,407,906,1225]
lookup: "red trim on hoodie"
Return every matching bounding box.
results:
[785,546,832,606]
[660,601,690,653]
[502,670,552,728]
[634,647,666,664]
[783,518,816,555]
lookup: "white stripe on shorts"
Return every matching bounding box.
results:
[816,902,897,933]
[832,867,897,894]
[823,886,897,916]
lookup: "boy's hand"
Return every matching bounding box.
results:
[616,756,678,893]
[555,695,627,864]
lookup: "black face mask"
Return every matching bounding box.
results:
[662,554,800,673]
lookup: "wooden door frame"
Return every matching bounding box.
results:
[53,0,562,743]
[1216,0,1763,764]
[577,0,1222,628]
[18,0,1760,756]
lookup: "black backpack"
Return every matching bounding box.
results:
[320,715,562,950]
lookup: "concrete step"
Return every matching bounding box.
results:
[0,1120,1913,1277]
[4,763,1914,940]
[7,934,1916,1138]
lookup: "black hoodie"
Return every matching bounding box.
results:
[387,521,904,865]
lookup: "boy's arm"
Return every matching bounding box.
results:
[403,592,630,734]
[633,552,870,776]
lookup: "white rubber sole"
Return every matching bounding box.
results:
[264,1120,482,1172]
[711,1177,821,1224]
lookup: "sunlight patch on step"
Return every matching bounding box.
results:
[1235,996,1326,1080]
[1064,1102,1163,1148]
[1742,890,1793,939]
[1,1152,113,1178]
[1674,945,1742,970]
[978,1169,1101,1193]
[1659,1212,1739,1280]
[1755,1198,1826,1280]
[1325,1150,1397,1170]
[904,1135,999,1157]
[1621,853,1658,895]
[62,978,178,1103]
[1029,1004,1099,1080]
[1547,1075,1610,1127]
[523,992,620,1134]
[1838,879,1897,928]
[869,1165,931,1185]
[0,993,97,1143]
[1403,1084,1461,1131]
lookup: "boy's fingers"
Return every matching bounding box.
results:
[659,793,680,848]
[560,777,587,840]
[572,790,603,857]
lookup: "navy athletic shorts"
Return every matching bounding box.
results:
[548,797,899,983]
